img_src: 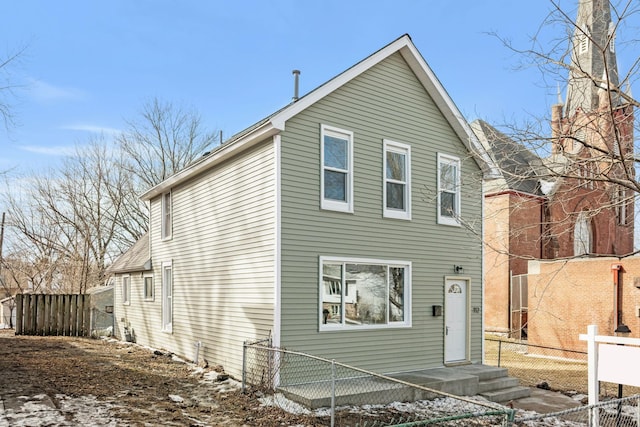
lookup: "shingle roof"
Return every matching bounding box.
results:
[107,233,151,274]
[472,120,544,196]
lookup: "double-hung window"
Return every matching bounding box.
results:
[162,261,173,332]
[122,275,130,305]
[321,125,354,213]
[143,275,154,301]
[320,256,411,330]
[161,191,172,240]
[383,140,411,219]
[437,153,461,226]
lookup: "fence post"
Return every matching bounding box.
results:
[586,324,599,427]
[242,340,248,393]
[15,294,23,335]
[331,359,336,427]
[497,340,502,367]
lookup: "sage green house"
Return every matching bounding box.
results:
[112,34,485,380]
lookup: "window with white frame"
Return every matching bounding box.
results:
[143,275,154,301]
[574,211,592,255]
[384,140,411,219]
[122,275,130,305]
[320,257,410,330]
[161,191,172,239]
[437,154,461,226]
[321,125,354,213]
[162,262,173,332]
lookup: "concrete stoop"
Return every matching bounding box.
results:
[279,364,530,409]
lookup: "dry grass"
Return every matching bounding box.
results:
[485,336,640,398]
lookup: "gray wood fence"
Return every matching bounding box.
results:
[15,294,91,336]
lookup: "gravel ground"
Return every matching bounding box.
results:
[0,330,325,426]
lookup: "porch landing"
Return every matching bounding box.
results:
[279,364,530,409]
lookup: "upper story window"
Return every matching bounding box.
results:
[437,153,461,226]
[384,140,411,220]
[122,275,131,305]
[161,191,172,240]
[321,125,354,213]
[574,211,592,255]
[320,256,411,331]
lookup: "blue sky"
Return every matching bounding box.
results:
[0,1,634,176]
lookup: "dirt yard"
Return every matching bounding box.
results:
[0,330,322,426]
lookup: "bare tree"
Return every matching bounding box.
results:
[2,98,219,292]
[0,45,27,132]
[476,0,640,339]
[117,97,220,189]
[3,137,143,292]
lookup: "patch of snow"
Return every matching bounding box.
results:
[168,394,184,403]
[0,394,120,427]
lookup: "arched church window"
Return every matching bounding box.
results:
[574,211,592,255]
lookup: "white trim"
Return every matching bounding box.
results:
[273,134,282,348]
[161,191,172,240]
[318,256,412,332]
[142,35,485,202]
[143,273,154,302]
[320,124,354,213]
[437,153,461,226]
[383,139,411,220]
[161,260,173,333]
[121,274,131,306]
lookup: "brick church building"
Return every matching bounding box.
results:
[477,0,635,338]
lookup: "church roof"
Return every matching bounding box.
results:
[471,120,545,196]
[565,0,619,117]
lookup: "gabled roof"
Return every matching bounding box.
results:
[141,34,488,201]
[107,233,151,274]
[471,120,544,197]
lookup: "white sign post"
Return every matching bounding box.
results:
[579,324,640,427]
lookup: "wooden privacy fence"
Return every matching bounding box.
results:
[15,294,91,337]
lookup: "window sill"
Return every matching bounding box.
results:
[319,323,411,332]
[384,211,411,220]
[438,217,461,227]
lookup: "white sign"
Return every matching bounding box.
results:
[598,343,640,387]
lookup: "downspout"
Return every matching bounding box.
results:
[611,263,622,331]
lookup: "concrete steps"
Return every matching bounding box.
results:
[480,385,532,402]
[279,364,530,408]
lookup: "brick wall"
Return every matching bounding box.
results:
[527,256,640,352]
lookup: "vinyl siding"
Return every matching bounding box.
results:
[279,52,483,373]
[118,140,276,378]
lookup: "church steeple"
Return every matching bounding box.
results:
[565,0,619,117]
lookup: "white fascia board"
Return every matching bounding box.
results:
[270,35,414,129]
[141,121,279,201]
[398,44,493,173]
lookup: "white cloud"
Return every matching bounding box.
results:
[27,78,85,102]
[60,123,121,135]
[19,144,75,156]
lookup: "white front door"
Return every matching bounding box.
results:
[445,278,468,363]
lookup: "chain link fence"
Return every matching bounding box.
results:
[515,395,640,426]
[485,337,640,398]
[242,338,515,426]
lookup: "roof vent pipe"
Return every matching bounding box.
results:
[292,69,301,101]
